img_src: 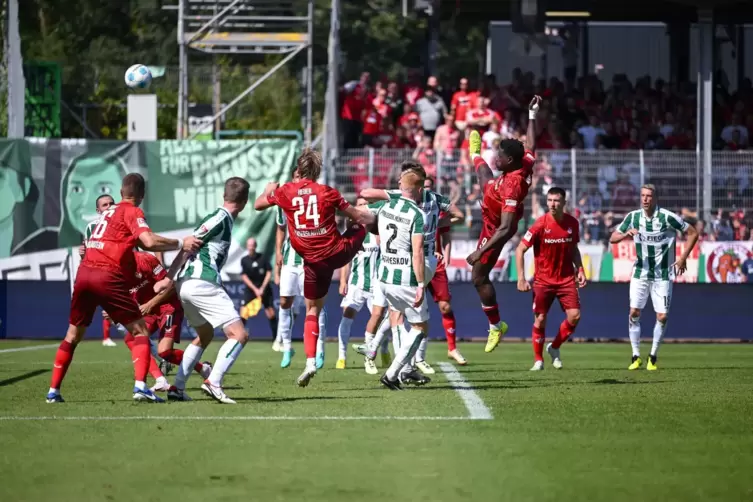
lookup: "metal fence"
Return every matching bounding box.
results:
[327,148,753,241]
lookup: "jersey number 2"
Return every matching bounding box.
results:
[91,208,116,239]
[385,223,398,253]
[292,196,320,229]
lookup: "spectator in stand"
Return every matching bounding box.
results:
[466,97,498,134]
[659,111,675,138]
[560,96,587,133]
[611,171,638,215]
[361,86,388,147]
[725,129,745,151]
[451,77,477,131]
[578,115,606,150]
[601,121,621,149]
[403,69,424,107]
[721,114,749,145]
[341,72,369,149]
[413,135,437,178]
[414,86,446,140]
[621,127,641,149]
[481,120,501,153]
[500,109,516,139]
[433,113,460,163]
[385,81,403,124]
[579,188,605,242]
[389,125,414,149]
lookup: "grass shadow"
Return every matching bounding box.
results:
[0,369,50,387]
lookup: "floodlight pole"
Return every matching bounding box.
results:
[177,0,186,139]
[305,0,314,146]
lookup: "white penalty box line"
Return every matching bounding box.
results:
[0,415,470,421]
[438,362,493,420]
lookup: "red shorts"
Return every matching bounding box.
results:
[143,306,184,343]
[427,260,451,303]
[532,281,580,315]
[69,265,141,327]
[476,214,522,267]
[304,225,367,300]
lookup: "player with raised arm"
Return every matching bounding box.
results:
[274,169,328,369]
[368,169,429,390]
[515,187,586,370]
[46,173,202,403]
[153,177,251,404]
[254,149,375,387]
[466,95,541,353]
[609,184,699,371]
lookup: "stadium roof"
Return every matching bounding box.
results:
[441,0,753,23]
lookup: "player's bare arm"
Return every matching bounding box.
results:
[609,228,638,243]
[524,95,541,153]
[673,223,699,275]
[412,233,426,307]
[441,230,452,268]
[438,204,464,227]
[573,245,587,288]
[515,240,532,292]
[140,285,174,316]
[359,188,389,202]
[467,211,516,266]
[274,225,284,285]
[339,262,350,296]
[138,232,202,253]
[253,182,279,211]
[154,250,191,293]
[342,204,376,226]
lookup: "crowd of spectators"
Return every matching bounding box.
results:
[338,69,753,243]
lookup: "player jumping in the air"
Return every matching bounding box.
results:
[46,173,202,403]
[466,95,541,353]
[274,169,328,370]
[515,187,586,370]
[154,177,251,404]
[254,149,375,387]
[609,185,698,371]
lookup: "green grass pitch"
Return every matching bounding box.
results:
[1,340,752,502]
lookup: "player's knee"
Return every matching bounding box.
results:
[629,309,641,322]
[471,272,487,289]
[279,297,294,309]
[533,313,547,327]
[656,313,668,325]
[66,325,85,344]
[266,307,276,319]
[568,310,581,325]
[226,322,249,344]
[343,307,356,319]
[438,302,452,315]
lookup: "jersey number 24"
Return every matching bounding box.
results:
[292,195,320,229]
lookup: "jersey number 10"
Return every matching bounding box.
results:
[292,195,320,229]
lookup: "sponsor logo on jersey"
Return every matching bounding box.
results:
[544,228,551,233]
[137,218,149,228]
[544,237,572,244]
[505,199,517,207]
[567,228,573,234]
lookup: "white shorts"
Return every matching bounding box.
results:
[629,278,673,314]
[424,254,437,284]
[279,265,304,299]
[340,285,373,313]
[381,282,430,324]
[178,279,241,329]
[372,279,388,309]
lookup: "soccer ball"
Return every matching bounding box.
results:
[124,64,152,89]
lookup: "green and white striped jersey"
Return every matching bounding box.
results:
[347,233,379,293]
[276,207,303,269]
[618,207,689,281]
[178,207,234,285]
[386,188,450,253]
[370,197,425,287]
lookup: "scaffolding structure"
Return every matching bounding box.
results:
[166,0,313,142]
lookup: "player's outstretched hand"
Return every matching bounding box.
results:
[139,303,153,316]
[517,278,531,292]
[339,282,348,296]
[183,236,203,252]
[529,95,542,113]
[577,269,587,288]
[153,278,173,294]
[673,257,688,276]
[466,249,482,266]
[414,285,425,308]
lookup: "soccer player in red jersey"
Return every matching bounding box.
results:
[46,173,202,403]
[124,251,211,393]
[466,95,541,353]
[515,187,586,370]
[254,149,375,387]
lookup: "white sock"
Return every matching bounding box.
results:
[174,343,204,390]
[316,308,327,355]
[629,316,641,357]
[305,357,316,370]
[364,331,375,345]
[415,336,428,362]
[386,328,424,380]
[377,316,391,354]
[390,325,402,353]
[338,317,354,360]
[155,375,168,387]
[278,307,293,352]
[134,380,146,391]
[208,339,245,387]
[650,320,667,357]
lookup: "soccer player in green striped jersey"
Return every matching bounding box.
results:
[154,177,252,404]
[609,184,698,371]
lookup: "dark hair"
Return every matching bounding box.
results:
[121,173,146,199]
[499,139,525,164]
[297,149,322,181]
[95,194,115,209]
[547,186,566,199]
[424,177,435,187]
[224,177,250,203]
[400,160,426,179]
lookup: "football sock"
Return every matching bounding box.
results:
[208,339,245,387]
[269,314,279,340]
[553,319,576,349]
[131,336,151,386]
[174,343,203,390]
[532,326,545,362]
[629,315,641,357]
[49,340,77,392]
[278,307,293,352]
[316,308,327,355]
[415,336,428,362]
[367,315,391,353]
[482,304,501,329]
[386,329,424,381]
[102,318,112,340]
[442,312,457,351]
[158,348,203,373]
[303,315,319,358]
[650,319,667,357]
[124,334,163,380]
[338,317,354,360]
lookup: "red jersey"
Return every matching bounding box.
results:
[451,91,478,122]
[465,108,499,133]
[477,149,535,228]
[130,252,181,311]
[82,200,151,281]
[521,212,580,286]
[268,180,351,262]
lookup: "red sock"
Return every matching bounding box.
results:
[482,304,501,326]
[126,334,162,380]
[532,326,545,362]
[303,315,319,358]
[131,336,151,382]
[49,340,76,390]
[442,312,457,351]
[552,319,576,349]
[159,348,204,374]
[102,318,112,340]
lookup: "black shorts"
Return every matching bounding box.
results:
[244,287,275,309]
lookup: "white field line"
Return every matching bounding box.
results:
[0,344,58,354]
[438,362,493,420]
[0,415,470,421]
